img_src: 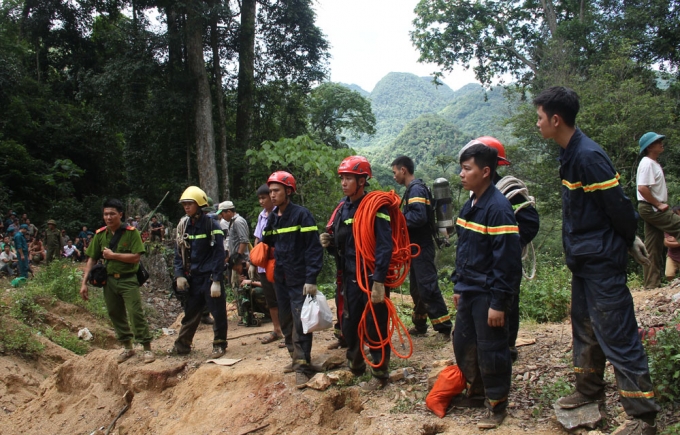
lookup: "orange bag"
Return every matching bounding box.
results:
[250,242,270,268]
[266,258,275,282]
[425,365,466,418]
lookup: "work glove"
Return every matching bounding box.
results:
[629,236,651,266]
[303,283,318,296]
[210,281,221,298]
[319,232,333,248]
[371,282,385,304]
[176,277,189,291]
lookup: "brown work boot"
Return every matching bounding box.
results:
[408,327,427,337]
[611,418,656,435]
[556,391,605,409]
[450,393,486,408]
[360,377,388,391]
[477,409,508,430]
[116,348,136,364]
[295,372,310,389]
[210,346,226,359]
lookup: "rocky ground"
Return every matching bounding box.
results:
[0,263,678,435]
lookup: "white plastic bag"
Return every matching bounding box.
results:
[301,293,334,334]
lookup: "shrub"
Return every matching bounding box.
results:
[0,317,44,356]
[43,327,89,355]
[646,327,680,403]
[519,263,571,323]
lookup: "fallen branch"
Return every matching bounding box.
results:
[105,390,134,435]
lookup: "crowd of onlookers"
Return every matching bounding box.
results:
[0,209,170,279]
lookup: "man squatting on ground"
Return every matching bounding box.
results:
[391,156,453,338]
[535,86,659,435]
[262,171,324,386]
[80,198,155,364]
[172,186,228,358]
[320,156,393,390]
[456,136,540,362]
[635,131,680,289]
[252,184,284,344]
[451,144,522,430]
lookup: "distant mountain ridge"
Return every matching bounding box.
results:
[343,73,516,167]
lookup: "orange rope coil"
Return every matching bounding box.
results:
[354,190,420,367]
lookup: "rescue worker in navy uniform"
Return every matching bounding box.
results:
[451,144,522,430]
[391,156,452,338]
[534,86,659,435]
[457,136,540,362]
[320,156,393,390]
[262,171,323,387]
[171,186,228,358]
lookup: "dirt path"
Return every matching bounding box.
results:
[0,285,678,435]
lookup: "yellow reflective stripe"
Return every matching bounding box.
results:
[574,366,598,374]
[620,390,655,399]
[431,314,451,325]
[512,201,531,210]
[408,197,430,205]
[264,225,318,235]
[456,218,519,235]
[376,212,391,221]
[344,218,354,225]
[187,234,207,239]
[562,173,620,192]
[211,230,224,236]
[487,397,507,407]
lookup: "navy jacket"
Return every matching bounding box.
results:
[560,129,638,278]
[330,195,392,283]
[402,179,433,246]
[174,214,225,281]
[263,202,323,286]
[452,184,522,311]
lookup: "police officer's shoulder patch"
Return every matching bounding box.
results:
[124,225,136,231]
[96,226,107,234]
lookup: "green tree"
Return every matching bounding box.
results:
[308,82,376,148]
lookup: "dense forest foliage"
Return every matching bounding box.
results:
[0,0,376,231]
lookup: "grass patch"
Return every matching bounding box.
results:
[529,375,572,418]
[43,327,89,355]
[519,263,571,323]
[0,315,44,357]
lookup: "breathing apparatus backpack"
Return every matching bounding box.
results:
[402,179,454,248]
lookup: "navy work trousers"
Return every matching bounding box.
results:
[571,274,659,417]
[175,274,228,352]
[409,241,452,333]
[454,291,511,412]
[275,278,312,374]
[342,279,390,378]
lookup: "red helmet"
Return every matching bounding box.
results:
[267,171,297,193]
[338,156,372,179]
[476,136,510,165]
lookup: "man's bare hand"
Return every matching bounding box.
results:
[658,203,669,212]
[453,294,460,309]
[80,284,89,301]
[102,247,114,260]
[488,308,505,327]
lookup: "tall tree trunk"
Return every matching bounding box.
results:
[210,1,230,200]
[186,1,218,199]
[235,0,255,154]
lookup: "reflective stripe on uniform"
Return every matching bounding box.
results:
[487,397,507,407]
[574,366,598,374]
[263,225,318,236]
[186,229,224,240]
[619,390,655,399]
[562,173,620,192]
[431,314,451,325]
[456,218,519,235]
[407,197,430,205]
[344,213,389,226]
[512,201,532,211]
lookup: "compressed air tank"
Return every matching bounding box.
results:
[432,178,454,234]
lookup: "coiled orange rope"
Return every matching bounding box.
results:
[354,190,420,368]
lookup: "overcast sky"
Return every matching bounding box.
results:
[313,0,478,93]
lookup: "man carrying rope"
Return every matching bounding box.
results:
[320,156,393,391]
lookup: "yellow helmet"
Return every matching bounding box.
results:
[179,186,209,207]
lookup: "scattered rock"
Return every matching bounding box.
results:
[162,328,175,336]
[77,328,93,341]
[327,370,353,385]
[313,353,345,371]
[305,373,331,391]
[553,403,602,430]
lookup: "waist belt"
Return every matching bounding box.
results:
[108,272,136,279]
